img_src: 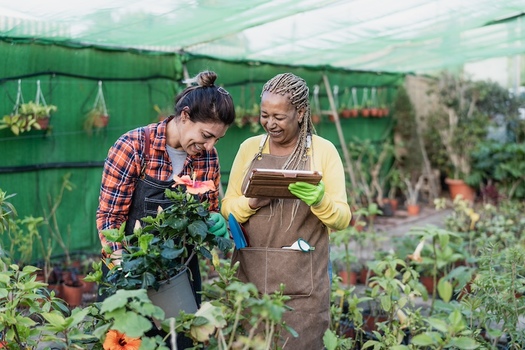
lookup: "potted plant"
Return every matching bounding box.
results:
[469,140,525,202]
[331,227,360,285]
[87,179,233,320]
[424,71,490,201]
[401,171,425,216]
[83,106,109,136]
[0,101,57,135]
[18,101,57,130]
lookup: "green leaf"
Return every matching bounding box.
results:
[411,333,436,346]
[322,329,338,350]
[437,278,453,302]
[448,309,466,330]
[380,295,392,312]
[161,246,184,260]
[188,220,208,240]
[112,311,153,338]
[102,227,125,243]
[427,318,448,333]
[41,311,66,328]
[448,336,479,349]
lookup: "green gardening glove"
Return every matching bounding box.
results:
[209,212,229,238]
[288,181,325,206]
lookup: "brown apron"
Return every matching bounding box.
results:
[232,150,330,350]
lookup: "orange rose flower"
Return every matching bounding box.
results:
[103,330,141,350]
[173,174,216,194]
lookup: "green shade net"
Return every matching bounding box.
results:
[0,0,524,74]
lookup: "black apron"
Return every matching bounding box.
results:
[105,126,200,349]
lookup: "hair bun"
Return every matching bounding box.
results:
[195,70,218,87]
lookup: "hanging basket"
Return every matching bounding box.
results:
[84,81,109,135]
[36,116,50,130]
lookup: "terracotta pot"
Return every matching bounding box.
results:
[360,108,370,117]
[445,178,476,202]
[363,313,388,331]
[341,109,352,119]
[420,275,437,294]
[338,270,358,285]
[369,108,380,117]
[349,108,359,117]
[36,116,50,130]
[311,114,321,124]
[406,204,420,216]
[93,115,109,128]
[359,267,375,285]
[389,198,399,211]
[62,281,85,307]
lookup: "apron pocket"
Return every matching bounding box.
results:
[233,247,314,297]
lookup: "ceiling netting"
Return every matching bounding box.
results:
[0,0,524,74]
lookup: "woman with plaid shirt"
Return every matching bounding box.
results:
[96,70,235,348]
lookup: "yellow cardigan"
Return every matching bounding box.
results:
[221,134,351,232]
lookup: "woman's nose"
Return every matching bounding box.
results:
[204,140,217,151]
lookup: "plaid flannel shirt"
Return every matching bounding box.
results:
[96,120,221,253]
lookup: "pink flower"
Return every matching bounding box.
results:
[173,175,216,195]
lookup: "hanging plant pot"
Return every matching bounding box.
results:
[93,114,109,128]
[84,80,110,135]
[36,116,50,130]
[369,107,380,117]
[360,108,371,117]
[311,114,321,124]
[341,109,352,119]
[349,108,359,118]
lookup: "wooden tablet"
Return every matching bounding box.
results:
[242,168,322,198]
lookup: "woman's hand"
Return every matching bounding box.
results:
[209,212,229,238]
[288,181,325,206]
[110,249,123,267]
[249,197,271,210]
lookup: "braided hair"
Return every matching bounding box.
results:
[174,70,236,126]
[261,73,316,170]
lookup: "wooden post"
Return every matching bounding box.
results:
[322,74,357,190]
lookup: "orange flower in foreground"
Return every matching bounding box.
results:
[173,174,216,194]
[103,330,141,350]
